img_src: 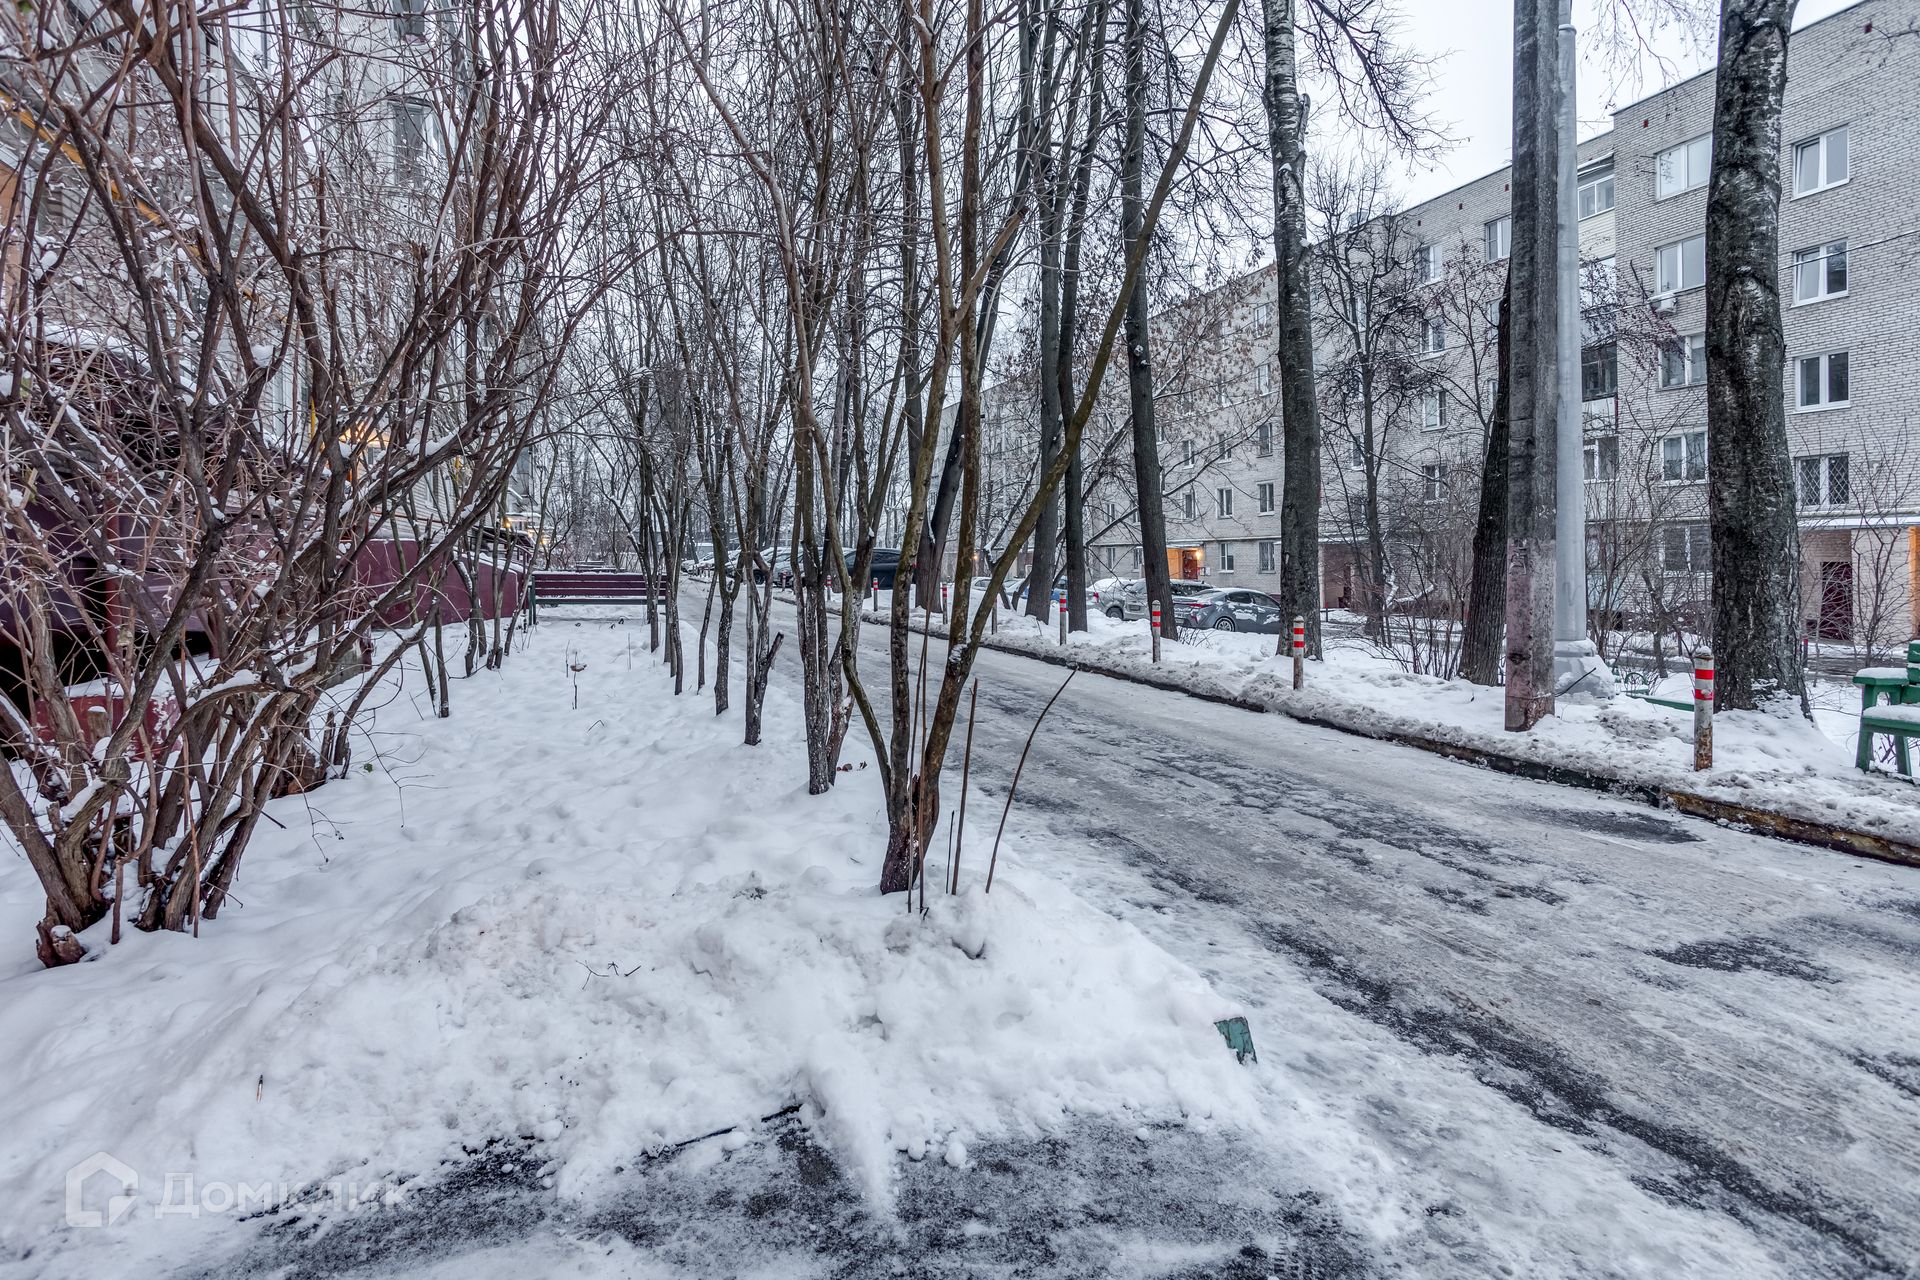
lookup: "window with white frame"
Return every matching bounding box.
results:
[1792,126,1849,196]
[1131,545,1144,568]
[1797,453,1851,507]
[1656,134,1712,199]
[1796,351,1849,409]
[1422,317,1445,354]
[1484,216,1511,262]
[1218,432,1231,460]
[1415,242,1440,283]
[1792,240,1847,303]
[1255,422,1273,456]
[1654,235,1706,294]
[1217,382,1231,408]
[1420,389,1446,431]
[1258,540,1277,573]
[1182,489,1196,519]
[1220,542,1237,572]
[1661,429,1707,482]
[394,0,428,38]
[1661,522,1711,573]
[1257,481,1275,513]
[1583,434,1619,482]
[1660,332,1706,388]
[1217,487,1234,518]
[1257,362,1273,395]
[1421,463,1448,501]
[1581,342,1617,400]
[1577,166,1615,218]
[1254,301,1273,331]
[1347,438,1365,470]
[390,97,431,182]
[1183,438,1196,465]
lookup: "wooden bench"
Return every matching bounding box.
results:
[529,572,667,604]
[1852,641,1920,776]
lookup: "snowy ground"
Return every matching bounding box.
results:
[948,603,1918,845]
[2,601,1918,1277]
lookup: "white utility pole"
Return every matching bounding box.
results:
[1551,0,1613,700]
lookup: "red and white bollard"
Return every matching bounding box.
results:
[870,578,879,608]
[1291,616,1306,690]
[1693,648,1714,771]
[1150,601,1162,664]
[1058,596,1067,644]
[942,582,949,615]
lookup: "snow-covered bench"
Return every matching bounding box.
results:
[1853,642,1920,776]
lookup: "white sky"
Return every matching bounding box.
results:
[1378,0,1864,206]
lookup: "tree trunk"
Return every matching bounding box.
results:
[1261,0,1322,655]
[1707,0,1806,711]
[1123,0,1175,639]
[1461,275,1514,685]
[1502,0,1559,731]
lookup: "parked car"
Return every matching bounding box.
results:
[1100,579,1211,622]
[847,547,904,589]
[1174,588,1285,633]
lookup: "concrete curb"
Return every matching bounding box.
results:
[836,598,1920,873]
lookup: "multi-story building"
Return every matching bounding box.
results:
[1038,0,1917,650]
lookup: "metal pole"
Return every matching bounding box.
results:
[1150,601,1162,664]
[1693,649,1714,770]
[1291,616,1305,690]
[1551,0,1612,701]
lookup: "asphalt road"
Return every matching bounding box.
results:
[735,594,1920,1278]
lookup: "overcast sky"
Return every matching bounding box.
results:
[1375,0,1864,206]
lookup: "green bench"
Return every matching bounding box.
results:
[1852,641,1920,776]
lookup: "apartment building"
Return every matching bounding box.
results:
[1049,0,1917,648]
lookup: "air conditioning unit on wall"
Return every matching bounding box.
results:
[1652,294,1676,314]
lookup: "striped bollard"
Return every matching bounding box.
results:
[870,578,878,608]
[1291,616,1306,690]
[1693,649,1714,771]
[1058,597,1067,644]
[1150,601,1162,665]
[942,582,949,616]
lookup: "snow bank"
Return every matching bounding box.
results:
[980,611,1919,842]
[0,615,1266,1269]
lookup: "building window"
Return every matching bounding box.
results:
[1347,438,1365,470]
[1577,166,1615,218]
[1257,363,1272,396]
[1257,481,1275,513]
[1415,242,1440,283]
[1654,235,1705,294]
[1183,439,1196,466]
[1220,542,1237,572]
[1661,522,1711,574]
[1421,463,1448,501]
[1656,134,1712,200]
[1217,383,1231,408]
[1420,389,1446,431]
[1797,453,1850,507]
[1583,434,1619,483]
[1217,487,1234,518]
[1795,351,1849,409]
[1218,432,1231,460]
[1421,317,1445,354]
[1661,429,1707,483]
[1792,240,1847,304]
[1254,301,1273,331]
[394,0,427,38]
[1258,540,1277,573]
[1792,125,1849,197]
[1484,216,1511,262]
[391,97,431,182]
[1182,489,1197,520]
[1131,545,1144,568]
[1580,342,1617,400]
[1660,332,1706,388]
[1255,422,1273,456]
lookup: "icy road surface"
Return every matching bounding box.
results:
[748,596,1920,1277]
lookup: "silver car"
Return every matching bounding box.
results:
[1100,579,1212,622]
[1175,587,1285,633]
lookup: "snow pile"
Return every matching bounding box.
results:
[981,611,1919,841]
[0,615,1266,1267]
